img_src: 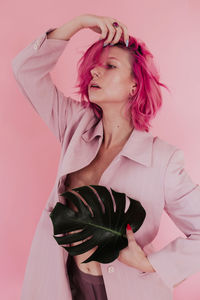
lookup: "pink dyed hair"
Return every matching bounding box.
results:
[73,35,170,132]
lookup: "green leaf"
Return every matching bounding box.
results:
[49,185,146,264]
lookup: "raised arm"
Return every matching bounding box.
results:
[11,16,86,144]
[46,17,82,41]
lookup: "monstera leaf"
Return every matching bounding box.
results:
[49,184,146,264]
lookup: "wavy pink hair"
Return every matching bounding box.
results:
[73,35,170,132]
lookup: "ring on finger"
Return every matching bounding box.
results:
[112,21,119,28]
[103,22,121,46]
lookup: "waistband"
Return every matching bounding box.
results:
[68,255,105,285]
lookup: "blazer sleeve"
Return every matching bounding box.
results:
[11,28,86,145]
[147,149,200,290]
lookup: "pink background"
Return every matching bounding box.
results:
[1,0,200,299]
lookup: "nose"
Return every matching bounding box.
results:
[90,63,103,78]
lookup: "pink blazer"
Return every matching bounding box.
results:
[12,28,200,300]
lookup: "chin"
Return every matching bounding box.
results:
[88,96,100,104]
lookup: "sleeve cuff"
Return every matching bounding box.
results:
[147,250,186,292]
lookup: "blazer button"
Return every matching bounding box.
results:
[33,39,41,50]
[107,265,115,273]
[33,41,40,50]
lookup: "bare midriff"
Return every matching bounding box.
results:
[63,143,124,275]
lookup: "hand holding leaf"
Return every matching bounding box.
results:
[118,224,148,271]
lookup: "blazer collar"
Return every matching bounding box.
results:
[81,117,154,167]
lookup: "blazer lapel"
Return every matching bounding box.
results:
[81,117,154,167]
[58,117,154,196]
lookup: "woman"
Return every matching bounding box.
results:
[12,13,200,300]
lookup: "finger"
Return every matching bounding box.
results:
[98,21,108,40]
[117,21,129,45]
[110,27,123,45]
[108,18,129,45]
[103,20,117,45]
[126,223,133,231]
[126,224,135,243]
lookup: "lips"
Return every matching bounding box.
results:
[90,82,101,88]
[90,86,101,89]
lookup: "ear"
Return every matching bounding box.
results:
[130,83,137,96]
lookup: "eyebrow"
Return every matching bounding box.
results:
[108,57,120,61]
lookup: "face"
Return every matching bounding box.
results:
[88,46,136,108]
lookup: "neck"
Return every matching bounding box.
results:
[101,108,134,150]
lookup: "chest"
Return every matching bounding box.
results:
[64,145,123,191]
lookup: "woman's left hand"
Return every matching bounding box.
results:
[118,224,151,272]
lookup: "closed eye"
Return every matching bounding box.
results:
[107,64,116,69]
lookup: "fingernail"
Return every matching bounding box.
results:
[127,223,132,230]
[103,42,109,47]
[126,40,129,47]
